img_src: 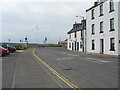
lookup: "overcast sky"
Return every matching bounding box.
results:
[1,0,96,44]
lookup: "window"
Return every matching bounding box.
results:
[100,21,104,33]
[69,43,71,48]
[110,18,115,31]
[80,42,82,48]
[100,4,103,16]
[69,34,71,39]
[75,32,77,38]
[92,40,95,50]
[91,9,95,19]
[92,24,95,34]
[81,31,83,39]
[110,38,115,51]
[110,0,114,12]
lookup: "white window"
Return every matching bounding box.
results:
[110,38,115,51]
[69,43,71,48]
[69,34,71,39]
[91,9,95,19]
[110,0,114,12]
[110,18,114,31]
[74,32,77,38]
[100,4,103,16]
[100,21,103,33]
[92,24,95,34]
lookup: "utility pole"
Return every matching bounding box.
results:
[35,26,38,47]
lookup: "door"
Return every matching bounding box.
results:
[75,42,76,51]
[72,43,74,50]
[77,42,79,51]
[100,39,104,54]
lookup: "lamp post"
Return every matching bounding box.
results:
[76,15,85,52]
[35,26,38,47]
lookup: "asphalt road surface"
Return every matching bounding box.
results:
[2,47,119,89]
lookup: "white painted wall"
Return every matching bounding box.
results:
[86,1,119,55]
[67,29,85,52]
[118,1,120,55]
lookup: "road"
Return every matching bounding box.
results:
[2,47,119,89]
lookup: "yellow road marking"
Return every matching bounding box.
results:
[32,48,81,90]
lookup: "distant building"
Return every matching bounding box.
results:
[67,21,86,52]
[58,39,67,47]
[86,0,120,55]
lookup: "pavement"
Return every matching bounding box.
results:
[2,47,119,89]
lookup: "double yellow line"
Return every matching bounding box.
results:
[32,48,81,90]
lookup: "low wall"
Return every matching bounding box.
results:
[0,43,37,48]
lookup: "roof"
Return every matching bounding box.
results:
[86,0,108,12]
[67,23,83,34]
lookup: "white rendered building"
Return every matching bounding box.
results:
[67,21,86,52]
[86,0,120,55]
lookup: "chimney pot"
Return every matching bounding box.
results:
[94,2,99,6]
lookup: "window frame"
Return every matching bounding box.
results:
[110,18,115,31]
[91,24,95,35]
[69,34,71,39]
[100,4,103,16]
[74,32,77,38]
[110,38,115,51]
[109,0,114,13]
[91,9,95,19]
[100,21,104,33]
[69,43,71,48]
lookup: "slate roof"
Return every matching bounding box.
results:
[67,22,84,34]
[86,0,108,12]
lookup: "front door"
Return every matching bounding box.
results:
[77,42,79,51]
[100,39,104,54]
[72,43,74,50]
[75,42,76,51]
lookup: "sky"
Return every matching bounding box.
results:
[1,0,96,44]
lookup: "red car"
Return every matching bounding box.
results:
[0,46,10,56]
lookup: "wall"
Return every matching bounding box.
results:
[86,1,119,55]
[118,1,120,55]
[0,42,37,48]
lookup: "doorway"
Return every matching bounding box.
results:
[100,39,104,54]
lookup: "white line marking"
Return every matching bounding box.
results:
[56,57,74,61]
[86,58,111,63]
[16,50,25,53]
[68,54,78,57]
[12,54,21,88]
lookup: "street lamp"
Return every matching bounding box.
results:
[76,15,85,52]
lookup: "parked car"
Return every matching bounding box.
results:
[0,46,9,56]
[1,44,10,54]
[8,46,16,53]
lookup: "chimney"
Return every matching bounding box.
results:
[94,1,99,6]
